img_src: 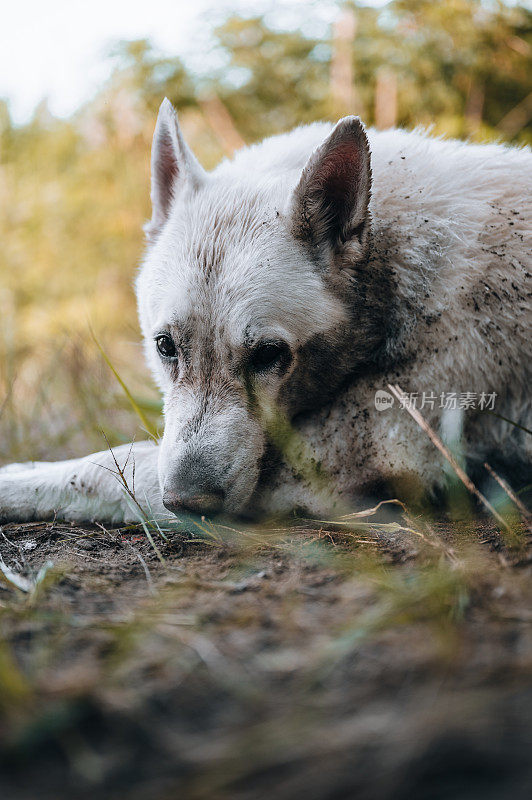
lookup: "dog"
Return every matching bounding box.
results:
[0,99,530,524]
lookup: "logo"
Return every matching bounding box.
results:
[374,390,394,411]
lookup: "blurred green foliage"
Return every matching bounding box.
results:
[0,0,531,459]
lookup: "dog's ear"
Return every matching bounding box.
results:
[145,98,205,242]
[289,116,371,261]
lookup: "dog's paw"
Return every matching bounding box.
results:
[0,472,34,522]
[0,465,56,523]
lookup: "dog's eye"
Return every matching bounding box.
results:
[156,334,177,359]
[251,342,290,372]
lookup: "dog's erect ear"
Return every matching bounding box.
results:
[289,116,371,259]
[145,98,205,241]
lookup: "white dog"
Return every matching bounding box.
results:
[1,99,530,524]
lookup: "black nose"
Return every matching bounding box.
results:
[163,488,225,517]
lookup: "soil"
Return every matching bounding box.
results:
[0,517,531,800]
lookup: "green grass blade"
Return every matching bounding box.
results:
[90,327,159,440]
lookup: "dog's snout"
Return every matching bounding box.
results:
[159,414,264,514]
[162,451,227,517]
[163,488,224,517]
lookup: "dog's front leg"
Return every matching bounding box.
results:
[0,441,165,525]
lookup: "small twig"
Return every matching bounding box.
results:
[96,433,166,563]
[338,498,407,519]
[484,462,532,529]
[388,384,510,532]
[96,433,145,519]
[97,523,156,596]
[482,409,532,437]
[1,530,29,572]
[0,555,33,592]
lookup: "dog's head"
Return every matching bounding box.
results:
[136,99,386,518]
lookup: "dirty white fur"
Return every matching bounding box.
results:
[0,443,163,525]
[1,100,530,523]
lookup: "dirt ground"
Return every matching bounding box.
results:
[0,514,531,800]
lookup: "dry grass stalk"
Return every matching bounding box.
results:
[387,383,510,531]
[484,461,531,529]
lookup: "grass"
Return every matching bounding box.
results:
[0,508,530,798]
[0,328,162,464]
[0,330,531,798]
